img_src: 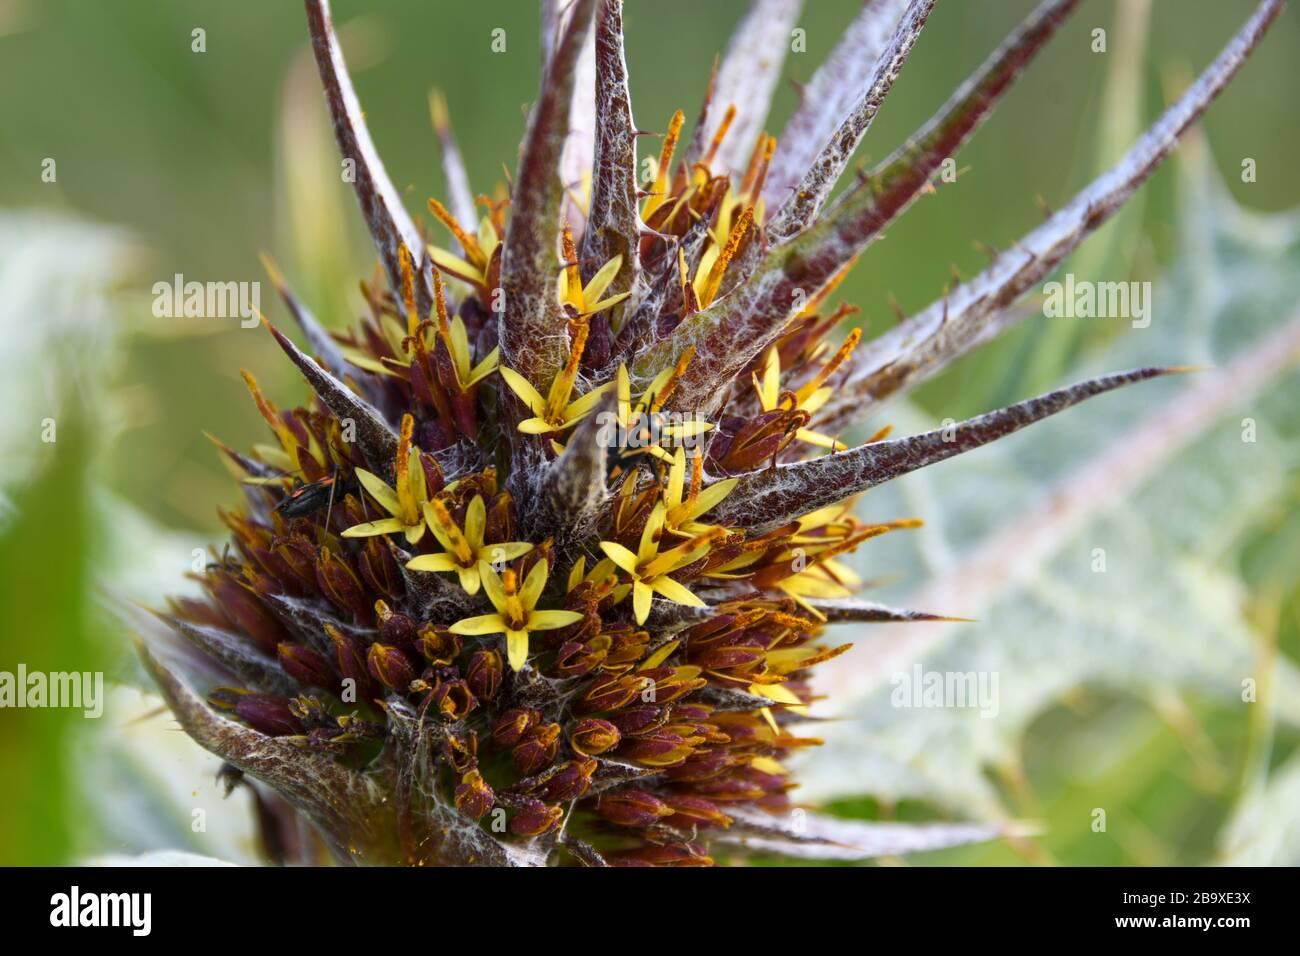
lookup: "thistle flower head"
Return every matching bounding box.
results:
[141,0,1284,865]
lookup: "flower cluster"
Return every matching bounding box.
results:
[141,0,1282,865]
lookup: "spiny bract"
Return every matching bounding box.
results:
[141,0,1283,865]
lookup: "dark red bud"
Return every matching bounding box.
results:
[508,798,563,837]
[512,723,560,776]
[576,674,640,713]
[618,730,694,766]
[550,637,609,678]
[375,600,418,649]
[357,537,402,600]
[569,718,621,755]
[367,643,415,691]
[541,758,596,801]
[277,641,334,689]
[209,572,286,652]
[209,689,303,737]
[610,705,664,735]
[465,649,503,700]
[454,770,494,820]
[315,548,367,619]
[326,624,371,696]
[608,842,713,866]
[666,795,732,828]
[492,707,536,748]
[419,452,444,495]
[595,790,673,828]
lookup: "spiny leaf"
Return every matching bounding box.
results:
[803,148,1300,815]
[714,806,1026,860]
[817,0,1288,433]
[686,0,805,177]
[764,0,913,210]
[711,367,1177,534]
[579,0,641,297]
[161,613,296,696]
[259,592,369,655]
[137,642,395,864]
[263,318,399,478]
[806,598,957,624]
[766,0,934,242]
[499,0,597,389]
[633,0,1078,416]
[530,394,614,545]
[303,0,433,314]
[259,253,348,376]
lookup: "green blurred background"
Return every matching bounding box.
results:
[0,0,1296,865]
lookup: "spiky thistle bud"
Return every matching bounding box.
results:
[138,0,1283,865]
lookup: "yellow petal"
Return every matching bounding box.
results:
[464,496,486,548]
[801,385,833,414]
[780,575,850,599]
[480,541,534,568]
[407,447,427,503]
[341,517,405,538]
[527,609,584,631]
[464,346,500,388]
[661,420,713,437]
[616,364,631,421]
[354,469,401,518]
[582,254,623,305]
[632,580,653,625]
[650,576,704,607]
[693,245,719,301]
[344,353,400,377]
[795,427,847,451]
[587,558,618,589]
[751,682,803,706]
[685,477,738,521]
[458,563,482,595]
[580,291,631,316]
[477,216,498,256]
[449,316,473,380]
[638,502,667,564]
[564,380,615,420]
[428,244,484,288]
[498,366,547,415]
[520,559,549,612]
[505,630,530,671]
[639,638,680,670]
[760,346,780,409]
[449,614,507,636]
[567,557,586,592]
[599,541,640,575]
[406,553,459,573]
[517,417,559,435]
[479,563,508,615]
[665,448,686,508]
[422,501,456,553]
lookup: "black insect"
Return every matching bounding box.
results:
[275,472,355,519]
